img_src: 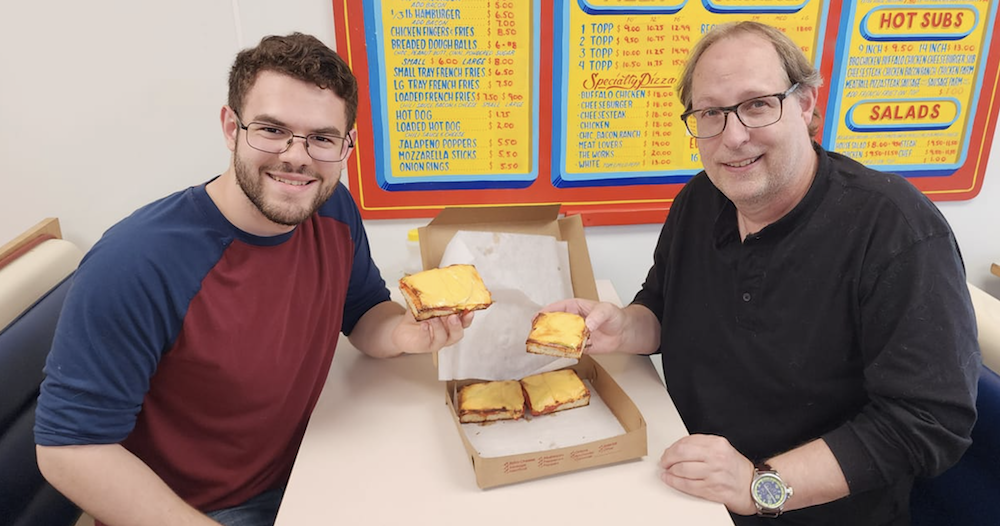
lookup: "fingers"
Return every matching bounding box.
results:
[391,308,474,356]
[656,435,757,513]
[659,455,718,503]
[576,302,627,354]
[583,302,618,333]
[536,299,619,335]
[539,298,598,315]
[416,317,446,352]
[660,467,718,503]
[421,314,462,349]
[441,314,466,346]
[661,461,710,493]
[659,434,731,469]
[538,299,573,313]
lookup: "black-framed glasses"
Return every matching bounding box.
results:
[234,113,354,162]
[680,83,799,139]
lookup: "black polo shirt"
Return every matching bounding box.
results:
[633,144,979,525]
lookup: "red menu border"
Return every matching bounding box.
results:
[333,1,1000,226]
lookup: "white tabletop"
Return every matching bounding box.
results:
[275,281,734,525]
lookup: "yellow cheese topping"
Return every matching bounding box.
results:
[402,264,491,308]
[520,369,587,410]
[459,380,524,412]
[528,312,586,348]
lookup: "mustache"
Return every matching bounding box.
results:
[262,163,312,175]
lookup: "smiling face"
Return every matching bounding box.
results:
[220,70,356,235]
[690,33,817,214]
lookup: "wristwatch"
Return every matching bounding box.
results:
[750,463,793,517]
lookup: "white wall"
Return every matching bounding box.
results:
[2,1,999,305]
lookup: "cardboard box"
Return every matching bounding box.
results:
[445,355,648,489]
[417,204,599,302]
[420,205,647,488]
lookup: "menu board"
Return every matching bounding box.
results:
[826,0,995,193]
[368,1,539,189]
[553,0,828,187]
[333,1,1000,224]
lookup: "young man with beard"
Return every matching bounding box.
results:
[545,21,979,525]
[34,33,472,526]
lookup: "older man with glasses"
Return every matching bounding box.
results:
[545,21,979,525]
[34,33,475,526]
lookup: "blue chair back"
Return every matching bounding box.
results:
[0,274,81,526]
[911,364,1000,525]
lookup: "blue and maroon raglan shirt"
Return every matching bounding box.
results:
[35,180,390,512]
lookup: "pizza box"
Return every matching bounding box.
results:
[418,205,646,487]
[417,204,599,303]
[444,355,647,489]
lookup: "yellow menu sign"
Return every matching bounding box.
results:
[554,0,828,186]
[336,1,999,221]
[375,0,538,188]
[828,2,993,175]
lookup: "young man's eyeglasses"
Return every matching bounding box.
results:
[234,113,354,162]
[680,83,799,139]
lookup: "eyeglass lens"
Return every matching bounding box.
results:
[245,123,351,162]
[685,95,785,139]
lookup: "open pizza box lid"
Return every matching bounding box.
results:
[419,204,597,380]
[418,204,598,301]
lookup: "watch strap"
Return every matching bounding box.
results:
[752,463,786,518]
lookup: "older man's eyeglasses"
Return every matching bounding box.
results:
[234,114,354,162]
[680,83,799,139]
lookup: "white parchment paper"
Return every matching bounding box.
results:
[458,381,625,458]
[437,231,577,381]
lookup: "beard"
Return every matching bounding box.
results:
[233,144,336,227]
[711,168,777,209]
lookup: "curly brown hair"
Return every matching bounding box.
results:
[676,21,823,138]
[228,33,358,131]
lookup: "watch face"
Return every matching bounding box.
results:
[753,474,787,508]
